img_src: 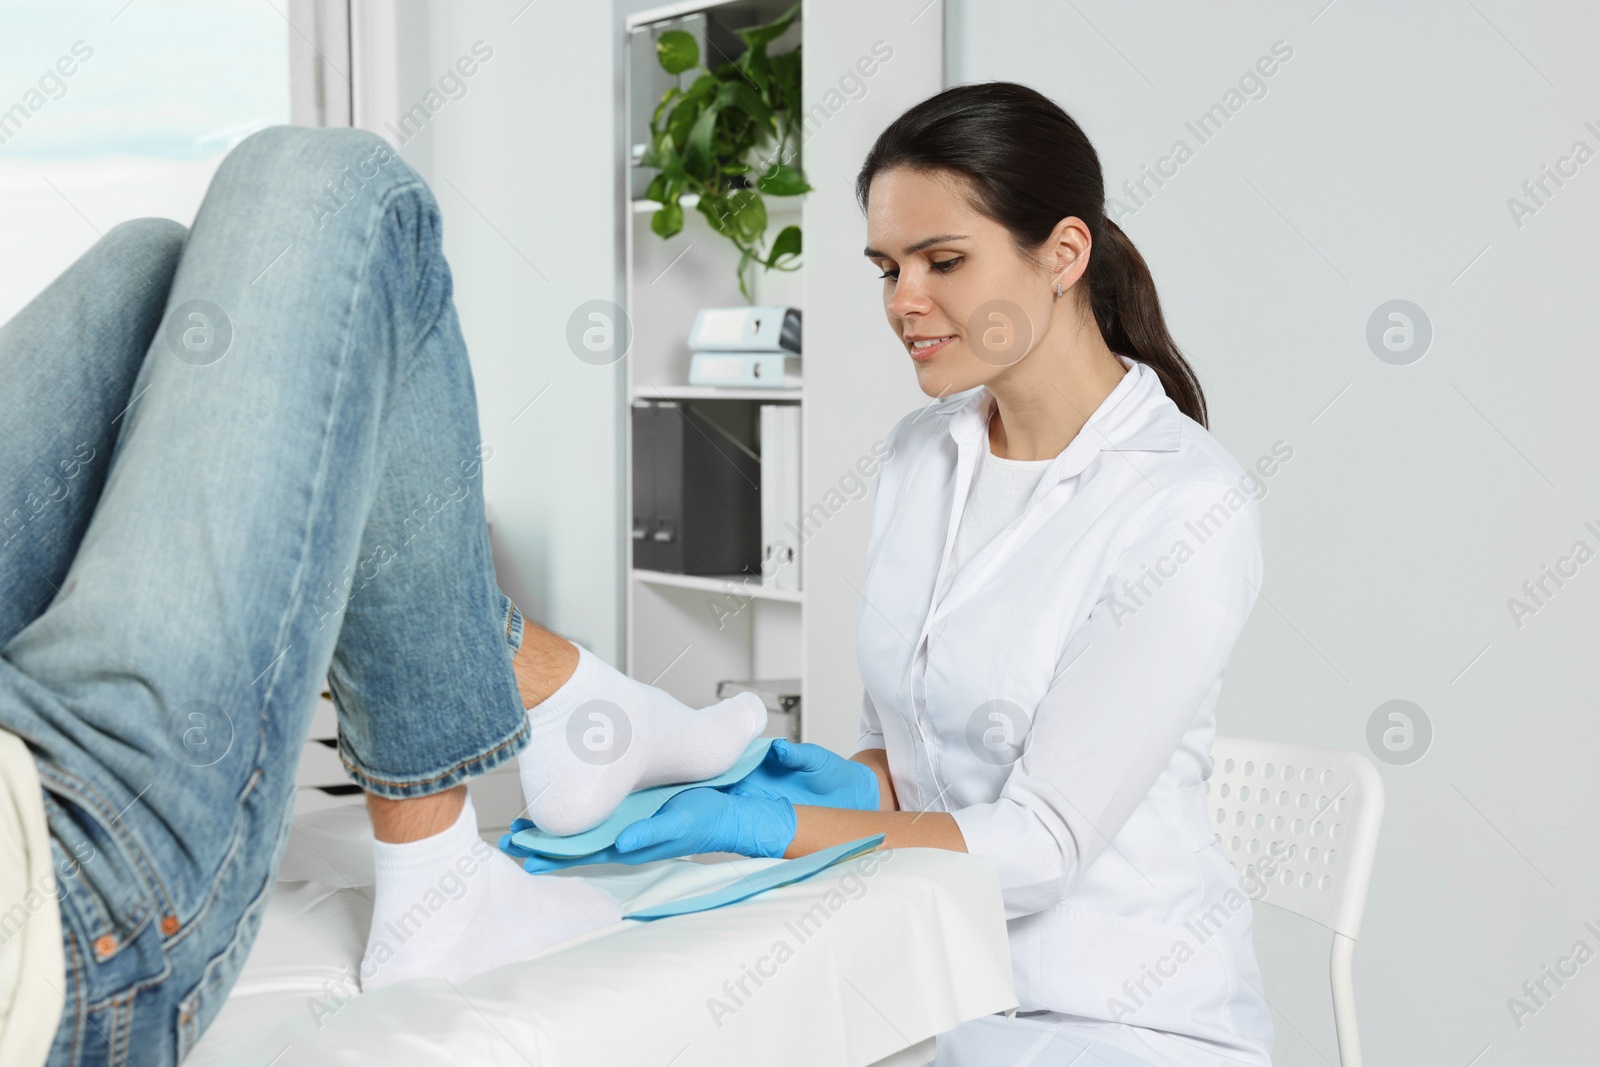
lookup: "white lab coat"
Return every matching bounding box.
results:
[855,358,1275,1066]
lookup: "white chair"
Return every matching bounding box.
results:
[1206,737,1385,1067]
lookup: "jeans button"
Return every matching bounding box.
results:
[93,935,117,958]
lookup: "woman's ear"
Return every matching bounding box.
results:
[1048,216,1094,292]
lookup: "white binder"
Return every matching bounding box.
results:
[760,404,801,592]
[689,306,802,353]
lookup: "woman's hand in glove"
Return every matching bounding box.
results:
[503,787,795,873]
[723,739,880,811]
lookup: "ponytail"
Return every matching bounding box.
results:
[1089,218,1207,427]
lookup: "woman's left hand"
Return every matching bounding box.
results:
[724,739,881,811]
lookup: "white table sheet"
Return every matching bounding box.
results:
[186,803,1016,1066]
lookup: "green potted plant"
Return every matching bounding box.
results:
[641,3,809,300]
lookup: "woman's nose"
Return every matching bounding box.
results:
[887,269,932,318]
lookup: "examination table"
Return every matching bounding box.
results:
[185,802,1017,1066]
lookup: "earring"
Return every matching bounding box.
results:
[1054,282,1063,299]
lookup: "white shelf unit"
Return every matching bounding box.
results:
[622,1,807,724]
[620,0,942,751]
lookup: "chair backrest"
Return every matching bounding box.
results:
[1205,737,1385,939]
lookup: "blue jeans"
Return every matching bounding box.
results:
[0,127,531,1065]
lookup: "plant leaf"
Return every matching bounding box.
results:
[765,224,801,268]
[744,46,771,89]
[696,194,735,237]
[656,30,699,75]
[665,75,712,145]
[668,76,715,141]
[737,3,800,50]
[644,172,670,203]
[716,80,773,127]
[651,200,684,238]
[653,138,686,182]
[651,86,681,130]
[737,248,755,302]
[665,103,697,149]
[683,72,718,101]
[770,50,802,114]
[728,188,767,244]
[683,105,721,178]
[756,162,809,196]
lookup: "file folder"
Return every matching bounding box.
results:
[631,401,761,576]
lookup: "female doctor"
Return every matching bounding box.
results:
[517,82,1276,1067]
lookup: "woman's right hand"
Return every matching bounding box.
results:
[723,739,881,812]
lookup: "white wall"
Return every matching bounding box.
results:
[801,0,944,752]
[949,2,1599,1064]
[377,1,627,662]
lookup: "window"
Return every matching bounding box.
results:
[0,0,291,321]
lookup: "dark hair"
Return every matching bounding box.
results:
[856,81,1208,427]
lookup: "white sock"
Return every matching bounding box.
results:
[360,794,621,991]
[517,645,766,835]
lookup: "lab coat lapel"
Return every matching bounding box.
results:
[923,390,992,613]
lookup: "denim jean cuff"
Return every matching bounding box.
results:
[338,715,528,801]
[499,592,525,652]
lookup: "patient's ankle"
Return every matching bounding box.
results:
[512,622,580,709]
[367,784,466,844]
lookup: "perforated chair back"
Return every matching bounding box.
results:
[1206,737,1385,1067]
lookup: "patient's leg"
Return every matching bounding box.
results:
[0,217,186,645]
[0,129,604,1040]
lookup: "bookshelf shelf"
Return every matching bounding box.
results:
[632,385,803,402]
[631,193,807,214]
[632,568,804,603]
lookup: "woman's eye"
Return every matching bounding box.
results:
[878,268,899,281]
[931,257,962,273]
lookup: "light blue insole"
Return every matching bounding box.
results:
[626,834,887,920]
[509,737,774,859]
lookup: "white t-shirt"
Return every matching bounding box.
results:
[948,430,1057,576]
[0,729,63,1067]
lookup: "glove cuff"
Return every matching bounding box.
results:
[741,796,797,858]
[847,759,881,811]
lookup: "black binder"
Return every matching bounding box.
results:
[632,401,760,576]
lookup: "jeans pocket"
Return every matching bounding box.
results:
[48,922,190,1067]
[39,782,165,1003]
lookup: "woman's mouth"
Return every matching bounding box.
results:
[906,336,955,361]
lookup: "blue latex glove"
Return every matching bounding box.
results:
[723,738,880,811]
[501,787,796,874]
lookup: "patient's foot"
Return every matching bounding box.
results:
[516,644,766,835]
[360,794,621,991]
